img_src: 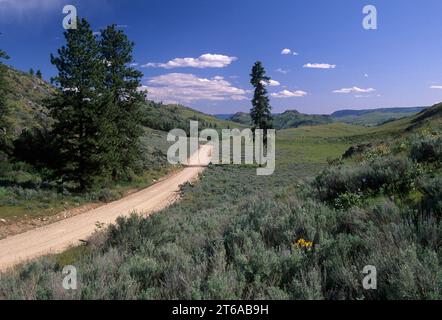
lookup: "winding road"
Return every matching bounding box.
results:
[0,144,213,272]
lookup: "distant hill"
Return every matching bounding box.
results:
[223,110,332,130]
[220,106,427,129]
[331,107,427,126]
[229,112,250,125]
[212,114,234,120]
[274,110,332,129]
[351,103,441,137]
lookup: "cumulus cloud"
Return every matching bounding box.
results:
[138,73,248,104]
[142,54,237,69]
[303,63,336,69]
[271,90,307,98]
[281,48,299,56]
[333,86,375,94]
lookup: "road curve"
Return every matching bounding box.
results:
[0,144,213,272]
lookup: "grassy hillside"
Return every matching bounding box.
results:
[3,65,54,136]
[362,103,442,137]
[2,102,441,300]
[331,107,427,126]
[228,110,332,130]
[142,102,246,133]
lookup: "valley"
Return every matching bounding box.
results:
[1,98,440,299]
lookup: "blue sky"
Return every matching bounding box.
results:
[1,0,442,114]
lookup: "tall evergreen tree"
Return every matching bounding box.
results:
[99,24,145,180]
[36,69,42,79]
[250,61,273,136]
[48,18,112,190]
[29,68,34,76]
[0,49,12,155]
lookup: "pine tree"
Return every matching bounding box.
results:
[36,70,42,79]
[48,18,112,190]
[99,24,144,180]
[29,68,34,76]
[250,61,273,137]
[0,49,12,155]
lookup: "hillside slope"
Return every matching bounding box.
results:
[142,102,245,133]
[368,102,442,135]
[331,106,426,126]
[3,65,54,135]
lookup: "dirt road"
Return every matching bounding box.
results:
[0,144,213,272]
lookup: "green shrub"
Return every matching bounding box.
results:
[417,176,442,217]
[410,135,442,164]
[314,156,417,202]
[97,188,121,203]
[334,192,363,210]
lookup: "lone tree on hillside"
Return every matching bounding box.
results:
[0,49,12,155]
[36,70,42,79]
[250,61,273,141]
[99,24,145,181]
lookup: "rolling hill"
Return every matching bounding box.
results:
[141,102,245,134]
[331,106,427,126]
[221,106,428,129]
[224,110,332,130]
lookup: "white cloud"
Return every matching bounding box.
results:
[261,79,280,87]
[138,73,248,104]
[303,63,336,69]
[142,53,237,69]
[364,73,369,78]
[333,87,375,94]
[281,48,299,56]
[276,68,290,74]
[430,85,442,89]
[271,90,307,98]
